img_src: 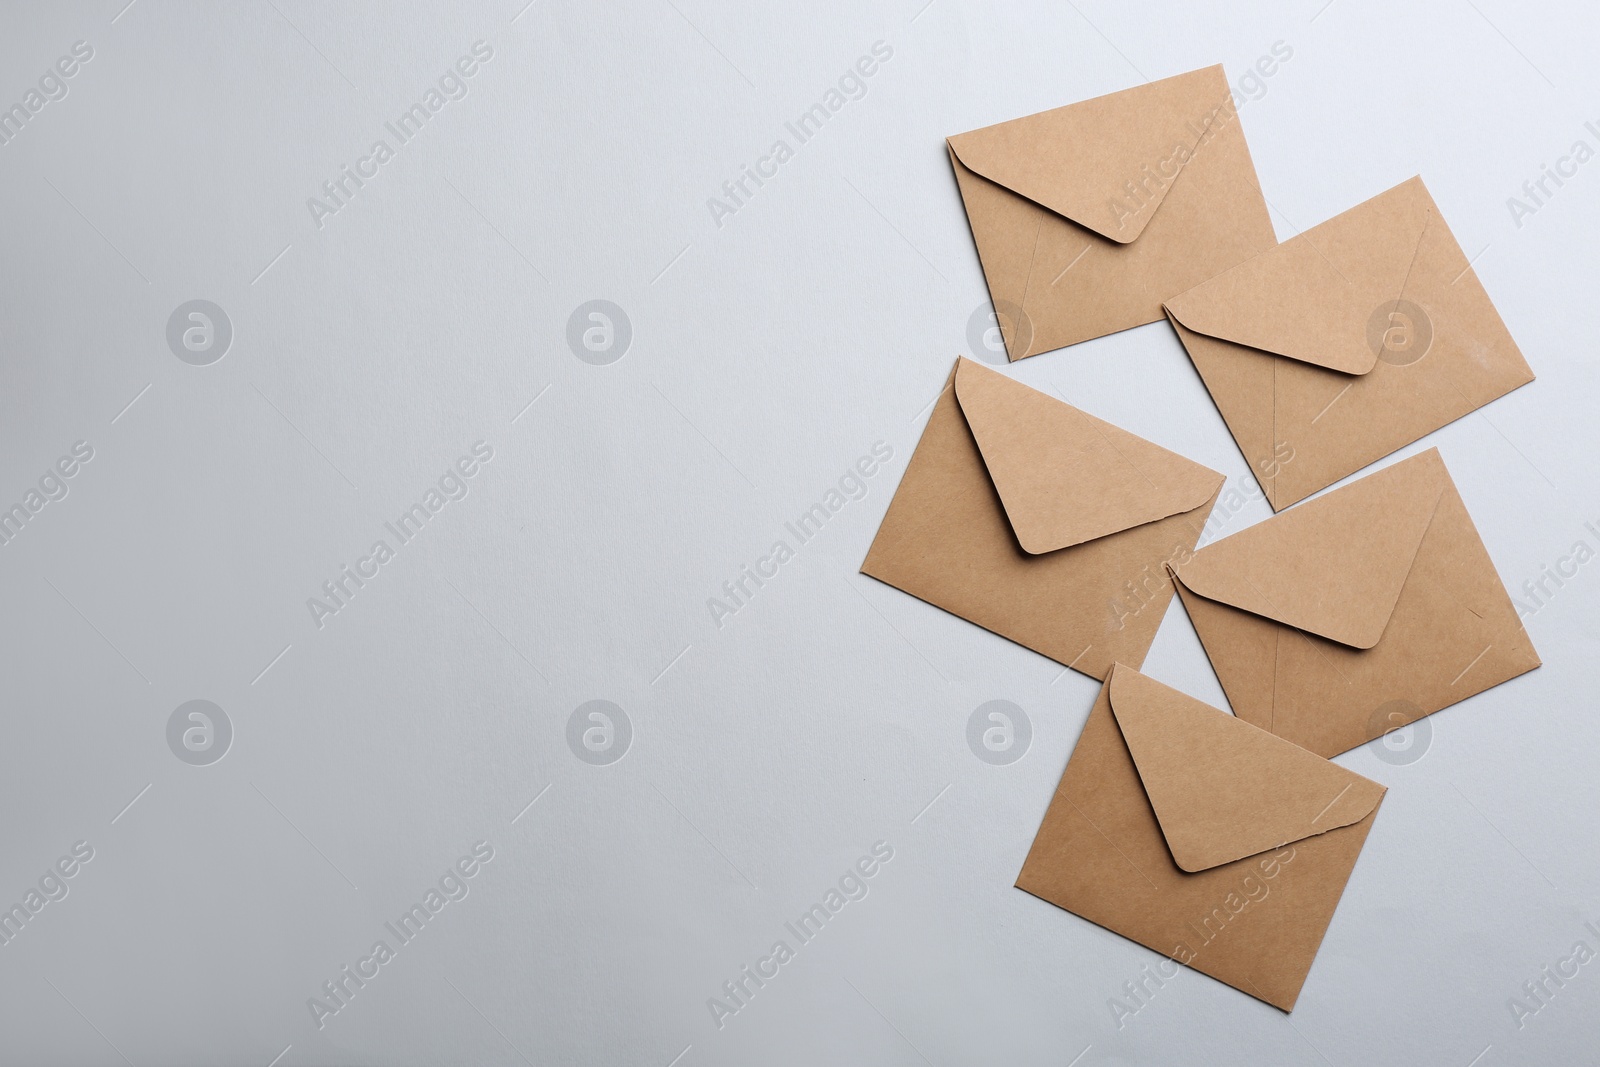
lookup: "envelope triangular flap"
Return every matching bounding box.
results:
[1163,177,1435,375]
[1108,666,1385,873]
[946,65,1227,244]
[1173,449,1448,649]
[953,358,1222,555]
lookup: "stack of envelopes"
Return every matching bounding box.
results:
[862,63,1540,1011]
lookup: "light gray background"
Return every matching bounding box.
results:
[0,1,1594,1064]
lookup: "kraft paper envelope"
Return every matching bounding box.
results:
[1172,448,1540,758]
[1018,665,1385,1011]
[861,357,1221,680]
[948,64,1275,360]
[1164,176,1535,510]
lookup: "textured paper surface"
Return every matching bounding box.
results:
[1173,449,1541,756]
[1166,177,1536,510]
[1018,666,1385,1011]
[948,65,1276,359]
[862,358,1221,679]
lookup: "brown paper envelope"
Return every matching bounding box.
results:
[1172,448,1540,757]
[1164,176,1535,510]
[1018,665,1385,1011]
[948,64,1275,360]
[862,358,1222,680]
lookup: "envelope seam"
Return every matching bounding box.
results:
[1270,625,1278,736]
[1014,213,1046,359]
[1270,356,1278,507]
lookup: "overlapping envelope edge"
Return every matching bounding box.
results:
[1165,449,1454,650]
[858,360,1225,679]
[1165,449,1541,762]
[945,64,1244,360]
[950,357,1225,554]
[928,64,1548,1017]
[1159,175,1537,512]
[1014,666,1387,1012]
[1167,447,1544,656]
[1160,177,1446,377]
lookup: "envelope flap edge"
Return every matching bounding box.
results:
[946,65,1231,244]
[1107,666,1386,873]
[1162,178,1439,376]
[952,358,1222,554]
[1171,450,1451,648]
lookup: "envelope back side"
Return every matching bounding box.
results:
[861,364,1220,680]
[949,65,1277,358]
[1018,681,1380,1010]
[1173,449,1540,756]
[1165,178,1535,509]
